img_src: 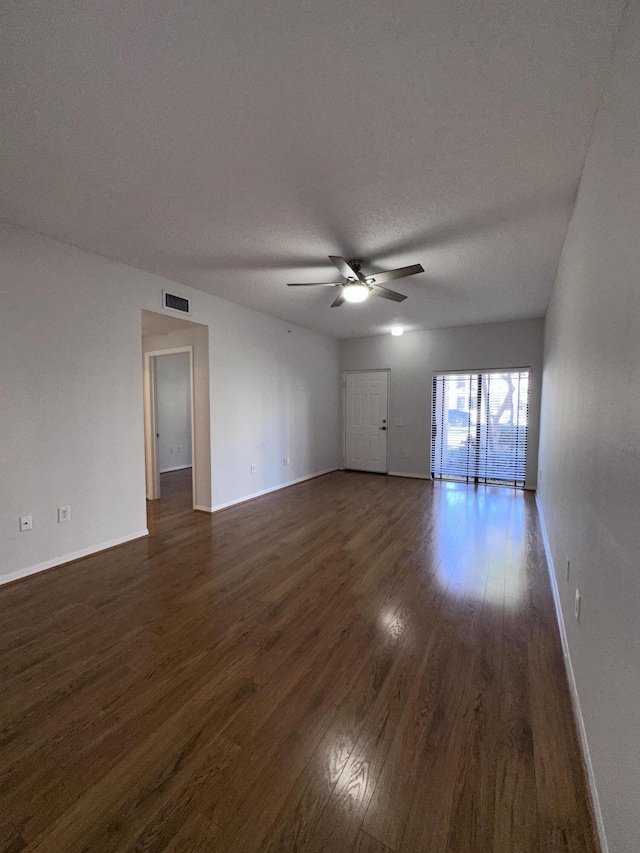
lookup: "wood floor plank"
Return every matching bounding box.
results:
[351,830,394,853]
[0,471,599,853]
[443,607,503,852]
[21,654,255,849]
[0,820,26,853]
[493,503,538,853]
[163,811,221,851]
[254,722,360,853]
[395,641,478,852]
[362,619,469,849]
[296,726,392,853]
[203,620,378,848]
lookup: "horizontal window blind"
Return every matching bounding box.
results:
[431,370,529,487]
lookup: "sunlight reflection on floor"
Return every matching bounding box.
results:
[431,482,527,606]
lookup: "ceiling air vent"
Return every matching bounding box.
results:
[163,290,190,315]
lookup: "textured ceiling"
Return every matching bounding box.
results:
[0,0,624,338]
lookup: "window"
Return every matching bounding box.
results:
[431,370,530,487]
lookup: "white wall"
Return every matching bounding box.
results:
[0,226,150,583]
[205,302,340,511]
[537,3,640,850]
[155,352,192,473]
[0,222,340,583]
[340,319,543,488]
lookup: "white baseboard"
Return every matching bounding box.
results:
[194,505,213,513]
[209,468,338,513]
[159,464,192,473]
[535,494,608,853]
[388,471,431,480]
[0,529,149,588]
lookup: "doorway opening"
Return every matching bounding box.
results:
[145,348,194,502]
[141,310,212,513]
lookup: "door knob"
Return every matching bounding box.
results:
[379,426,387,430]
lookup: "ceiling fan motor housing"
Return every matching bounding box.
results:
[286,254,422,306]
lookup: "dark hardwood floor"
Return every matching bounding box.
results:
[159,467,192,497]
[0,472,598,852]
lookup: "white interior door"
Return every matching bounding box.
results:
[345,371,389,473]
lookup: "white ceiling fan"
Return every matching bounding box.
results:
[287,256,424,307]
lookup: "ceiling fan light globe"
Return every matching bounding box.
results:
[343,284,370,303]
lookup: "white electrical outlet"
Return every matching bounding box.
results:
[283,457,289,466]
[177,445,183,453]
[402,450,408,458]
[58,506,71,523]
[574,588,581,622]
[395,419,402,426]
[250,464,257,474]
[19,515,32,532]
[566,557,571,581]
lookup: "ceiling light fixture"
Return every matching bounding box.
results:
[342,283,370,303]
[391,326,404,336]
[287,256,424,308]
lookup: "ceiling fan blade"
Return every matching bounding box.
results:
[328,255,362,282]
[371,285,408,302]
[330,291,346,307]
[287,281,342,287]
[366,263,424,285]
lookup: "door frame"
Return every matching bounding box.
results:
[343,369,390,473]
[143,346,196,506]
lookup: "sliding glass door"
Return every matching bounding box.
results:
[431,370,530,487]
